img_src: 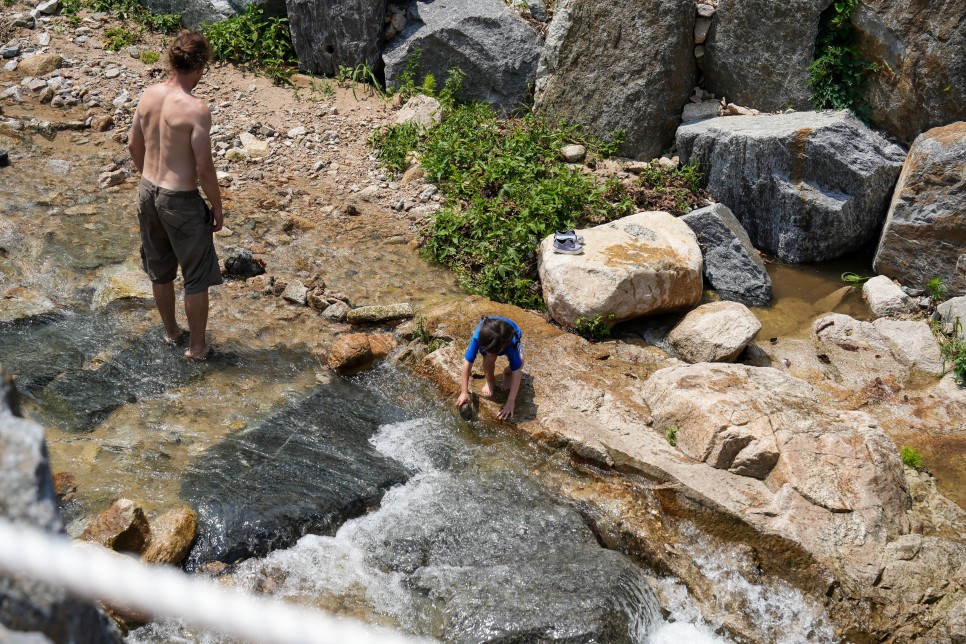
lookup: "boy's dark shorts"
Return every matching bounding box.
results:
[137,177,223,295]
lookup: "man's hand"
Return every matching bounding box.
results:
[497,400,515,421]
[212,205,224,232]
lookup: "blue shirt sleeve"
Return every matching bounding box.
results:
[464,335,480,363]
[504,342,523,371]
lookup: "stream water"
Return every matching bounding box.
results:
[0,130,844,642]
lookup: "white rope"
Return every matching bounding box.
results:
[0,519,432,644]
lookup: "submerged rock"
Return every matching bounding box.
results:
[0,369,123,643]
[537,212,703,328]
[355,474,663,642]
[0,287,57,323]
[873,122,966,295]
[80,498,150,555]
[677,110,907,263]
[181,377,411,568]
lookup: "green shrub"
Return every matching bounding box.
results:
[925,277,947,303]
[625,161,708,216]
[202,4,296,85]
[371,76,702,309]
[70,0,181,32]
[666,426,678,447]
[574,314,614,340]
[900,446,924,471]
[931,318,966,385]
[140,49,160,64]
[808,0,879,120]
[104,26,139,51]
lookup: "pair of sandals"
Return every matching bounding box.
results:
[552,229,585,255]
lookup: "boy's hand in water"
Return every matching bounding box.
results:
[498,400,514,420]
[455,392,471,408]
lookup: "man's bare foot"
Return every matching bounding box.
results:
[165,328,188,346]
[184,346,212,362]
[481,381,495,397]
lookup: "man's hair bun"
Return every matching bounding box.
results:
[167,31,212,73]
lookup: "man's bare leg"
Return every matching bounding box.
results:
[184,290,209,359]
[152,282,185,343]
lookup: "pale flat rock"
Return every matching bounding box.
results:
[394,94,441,129]
[872,319,943,375]
[239,131,269,158]
[346,302,414,324]
[281,280,308,305]
[92,271,153,308]
[17,53,62,76]
[863,275,917,318]
[667,301,761,363]
[537,211,703,328]
[933,296,966,341]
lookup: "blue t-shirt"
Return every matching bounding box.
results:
[464,316,523,371]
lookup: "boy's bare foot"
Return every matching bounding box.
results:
[481,381,495,397]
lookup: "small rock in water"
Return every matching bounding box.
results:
[322,300,350,321]
[141,507,197,566]
[346,303,415,324]
[327,333,374,373]
[281,280,308,305]
[97,169,125,188]
[81,498,150,554]
[45,158,71,176]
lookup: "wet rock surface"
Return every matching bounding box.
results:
[80,498,150,554]
[0,369,123,643]
[677,110,907,263]
[181,376,411,568]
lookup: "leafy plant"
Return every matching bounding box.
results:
[666,426,678,447]
[925,276,947,303]
[369,122,420,175]
[140,49,160,64]
[202,4,296,85]
[411,315,446,352]
[841,271,871,285]
[59,0,182,33]
[932,318,966,384]
[900,446,924,471]
[574,314,614,340]
[807,0,879,120]
[104,26,139,51]
[624,161,708,217]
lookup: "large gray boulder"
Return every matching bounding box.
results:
[873,122,966,295]
[677,110,907,263]
[382,0,542,112]
[533,0,695,159]
[681,203,772,305]
[933,296,966,341]
[287,0,385,77]
[0,370,122,643]
[537,212,703,328]
[853,1,966,145]
[702,0,827,112]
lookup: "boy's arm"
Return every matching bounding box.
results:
[456,359,473,406]
[498,368,523,420]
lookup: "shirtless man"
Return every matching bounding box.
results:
[128,31,223,361]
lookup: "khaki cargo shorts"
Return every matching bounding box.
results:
[137,177,223,295]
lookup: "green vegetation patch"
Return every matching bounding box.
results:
[62,0,182,34]
[104,26,139,51]
[808,0,879,120]
[900,446,925,471]
[925,276,947,303]
[371,73,707,310]
[932,318,966,385]
[201,4,297,85]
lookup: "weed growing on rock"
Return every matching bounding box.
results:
[202,4,296,86]
[925,277,947,303]
[666,426,678,447]
[840,272,871,285]
[574,314,614,340]
[336,62,385,98]
[931,319,966,385]
[900,446,925,471]
[808,0,879,120]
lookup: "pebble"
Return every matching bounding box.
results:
[36,32,51,47]
[127,46,140,58]
[2,45,21,59]
[104,67,120,78]
[3,59,17,71]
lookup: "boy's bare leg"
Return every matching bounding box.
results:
[184,290,210,359]
[500,365,513,391]
[152,281,184,343]
[481,353,498,397]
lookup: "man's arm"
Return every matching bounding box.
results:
[128,109,146,174]
[190,104,223,232]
